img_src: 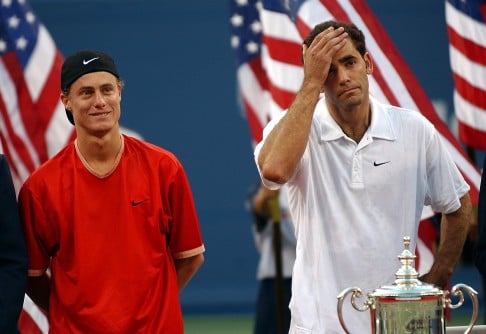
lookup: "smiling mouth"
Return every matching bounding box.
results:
[91,112,110,117]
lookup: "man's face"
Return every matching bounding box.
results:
[62,71,121,135]
[322,38,372,112]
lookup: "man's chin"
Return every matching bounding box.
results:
[340,96,362,108]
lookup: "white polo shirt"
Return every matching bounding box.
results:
[254,96,469,333]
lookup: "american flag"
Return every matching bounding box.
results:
[446,0,486,150]
[0,0,73,191]
[0,0,73,332]
[230,0,481,272]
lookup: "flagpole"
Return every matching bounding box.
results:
[269,196,285,334]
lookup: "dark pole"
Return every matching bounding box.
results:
[269,196,285,334]
[466,145,476,165]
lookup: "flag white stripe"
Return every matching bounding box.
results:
[0,59,40,167]
[368,76,390,105]
[261,45,303,93]
[25,25,56,102]
[268,95,286,119]
[298,0,333,28]
[261,9,302,43]
[449,46,486,90]
[23,295,48,334]
[45,101,72,157]
[0,111,30,191]
[238,63,270,126]
[453,90,486,130]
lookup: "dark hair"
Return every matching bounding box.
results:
[303,21,366,57]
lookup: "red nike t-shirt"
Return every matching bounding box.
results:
[19,135,204,333]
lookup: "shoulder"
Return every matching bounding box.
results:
[379,99,430,123]
[374,98,435,134]
[123,135,184,170]
[22,143,74,189]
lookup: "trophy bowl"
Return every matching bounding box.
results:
[337,237,478,334]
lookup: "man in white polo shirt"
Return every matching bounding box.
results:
[254,20,473,333]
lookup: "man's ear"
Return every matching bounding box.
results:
[364,52,373,75]
[60,93,70,110]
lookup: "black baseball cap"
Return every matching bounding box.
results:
[61,49,119,125]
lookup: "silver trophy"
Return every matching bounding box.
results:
[337,236,478,333]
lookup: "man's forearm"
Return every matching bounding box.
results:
[258,81,320,184]
[174,254,204,291]
[424,194,473,288]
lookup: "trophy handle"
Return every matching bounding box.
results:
[337,287,370,334]
[445,283,479,334]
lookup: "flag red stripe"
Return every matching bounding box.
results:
[452,73,486,109]
[462,172,480,202]
[319,0,350,23]
[264,35,302,66]
[295,17,311,39]
[18,310,43,334]
[2,52,39,160]
[268,80,298,110]
[243,58,268,142]
[0,93,37,174]
[25,51,64,162]
[458,121,486,150]
[248,58,268,93]
[249,38,296,110]
[447,26,486,66]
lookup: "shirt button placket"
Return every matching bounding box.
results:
[352,152,363,185]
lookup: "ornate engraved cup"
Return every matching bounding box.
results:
[337,237,478,334]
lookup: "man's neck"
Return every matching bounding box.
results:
[328,103,372,143]
[75,130,123,177]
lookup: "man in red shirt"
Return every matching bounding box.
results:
[19,50,205,333]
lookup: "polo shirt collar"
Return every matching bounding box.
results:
[317,95,397,142]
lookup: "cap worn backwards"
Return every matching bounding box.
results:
[61,49,120,125]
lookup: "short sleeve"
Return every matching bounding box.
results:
[166,162,204,259]
[18,183,52,276]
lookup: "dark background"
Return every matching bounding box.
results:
[28,0,482,315]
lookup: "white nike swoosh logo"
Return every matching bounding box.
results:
[82,57,100,65]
